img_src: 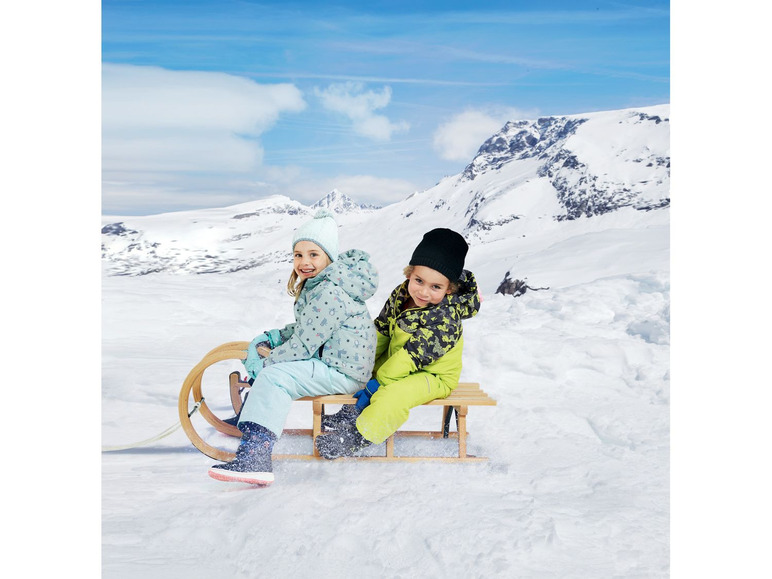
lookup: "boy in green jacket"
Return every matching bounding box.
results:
[316,228,481,458]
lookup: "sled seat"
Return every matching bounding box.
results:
[230,373,497,462]
[178,341,496,463]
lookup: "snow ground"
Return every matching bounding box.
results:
[100,210,670,578]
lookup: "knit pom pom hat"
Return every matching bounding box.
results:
[293,209,339,261]
[409,228,468,282]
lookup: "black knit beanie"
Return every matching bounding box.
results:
[409,228,468,282]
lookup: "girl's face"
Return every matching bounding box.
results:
[406,265,452,308]
[293,241,331,280]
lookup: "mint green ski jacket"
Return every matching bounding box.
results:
[263,249,379,383]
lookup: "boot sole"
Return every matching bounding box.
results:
[208,468,274,486]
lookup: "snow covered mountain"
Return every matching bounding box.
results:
[312,189,380,213]
[101,104,670,290]
[461,107,669,220]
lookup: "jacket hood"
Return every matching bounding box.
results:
[445,269,480,320]
[307,248,378,303]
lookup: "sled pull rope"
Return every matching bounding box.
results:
[101,398,205,452]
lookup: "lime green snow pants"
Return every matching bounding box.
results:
[355,371,454,445]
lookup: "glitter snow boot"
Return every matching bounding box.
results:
[321,403,361,431]
[315,425,372,460]
[208,421,276,486]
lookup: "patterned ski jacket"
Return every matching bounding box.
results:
[264,249,378,383]
[372,269,480,389]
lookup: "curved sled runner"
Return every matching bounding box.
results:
[178,341,250,462]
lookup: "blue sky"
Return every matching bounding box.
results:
[101,0,670,215]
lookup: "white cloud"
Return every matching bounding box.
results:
[432,107,536,161]
[252,168,417,207]
[329,174,416,205]
[102,64,306,173]
[314,82,409,141]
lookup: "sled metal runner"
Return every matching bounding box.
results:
[179,341,497,463]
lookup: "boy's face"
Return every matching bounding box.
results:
[293,241,331,280]
[406,265,452,307]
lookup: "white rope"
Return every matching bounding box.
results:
[101,399,203,452]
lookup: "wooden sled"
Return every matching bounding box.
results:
[179,342,497,462]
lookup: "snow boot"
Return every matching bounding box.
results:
[321,403,361,431]
[315,425,372,459]
[208,421,276,485]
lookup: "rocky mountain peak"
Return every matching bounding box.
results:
[460,109,670,221]
[462,116,587,181]
[311,189,378,213]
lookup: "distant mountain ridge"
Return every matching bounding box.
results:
[100,191,370,276]
[102,104,670,277]
[311,189,380,213]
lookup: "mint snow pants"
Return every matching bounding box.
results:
[238,359,361,438]
[355,371,454,445]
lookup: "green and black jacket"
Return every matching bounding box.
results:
[372,270,481,389]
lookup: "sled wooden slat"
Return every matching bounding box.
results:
[180,341,496,462]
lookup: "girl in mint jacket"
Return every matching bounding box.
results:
[316,228,480,458]
[209,209,378,485]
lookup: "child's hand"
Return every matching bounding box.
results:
[249,333,271,351]
[353,379,380,410]
[243,334,270,379]
[244,352,263,380]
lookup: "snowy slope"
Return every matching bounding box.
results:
[102,104,670,577]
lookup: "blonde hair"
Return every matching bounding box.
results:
[403,265,460,294]
[286,271,306,299]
